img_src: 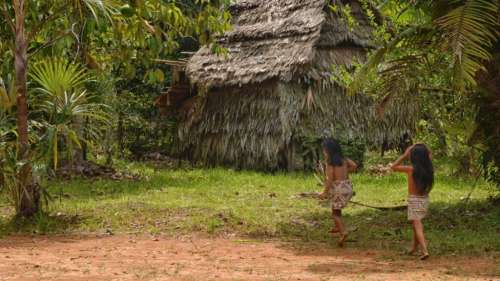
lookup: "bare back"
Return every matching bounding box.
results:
[392,165,426,196]
[330,162,348,181]
[325,159,357,183]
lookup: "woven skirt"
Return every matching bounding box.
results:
[328,180,353,210]
[407,194,429,221]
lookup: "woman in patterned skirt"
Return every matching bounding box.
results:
[319,138,358,247]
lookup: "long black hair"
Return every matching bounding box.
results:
[322,138,344,167]
[410,144,434,194]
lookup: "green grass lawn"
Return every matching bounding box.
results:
[1,160,499,256]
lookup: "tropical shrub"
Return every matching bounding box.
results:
[113,65,178,159]
[0,83,30,213]
[30,59,110,170]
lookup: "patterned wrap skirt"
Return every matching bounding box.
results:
[327,180,354,210]
[407,194,429,221]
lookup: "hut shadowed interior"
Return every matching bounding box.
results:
[155,58,196,117]
[176,0,417,170]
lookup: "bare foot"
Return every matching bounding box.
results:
[337,232,348,247]
[405,247,418,256]
[420,253,430,260]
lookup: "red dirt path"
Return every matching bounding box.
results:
[0,235,498,281]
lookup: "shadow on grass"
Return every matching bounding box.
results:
[274,197,500,256]
[0,212,83,236]
[262,197,500,279]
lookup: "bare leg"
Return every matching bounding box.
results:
[332,209,347,246]
[408,222,419,255]
[412,219,429,259]
[331,208,344,233]
[330,207,340,234]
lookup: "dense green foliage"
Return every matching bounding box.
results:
[344,0,499,183]
[0,0,232,215]
[113,65,178,158]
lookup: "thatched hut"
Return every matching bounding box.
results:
[177,0,417,170]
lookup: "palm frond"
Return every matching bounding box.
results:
[30,58,110,170]
[435,0,499,90]
[81,0,119,22]
[375,55,423,117]
[37,89,110,170]
[349,24,435,95]
[29,59,92,97]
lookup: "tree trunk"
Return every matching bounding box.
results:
[14,0,38,217]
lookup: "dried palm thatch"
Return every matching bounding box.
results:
[179,0,417,170]
[187,0,373,88]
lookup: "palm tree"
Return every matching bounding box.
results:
[12,0,35,217]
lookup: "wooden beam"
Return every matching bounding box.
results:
[154,59,187,67]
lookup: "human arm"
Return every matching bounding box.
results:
[346,158,358,173]
[390,145,414,173]
[319,165,334,199]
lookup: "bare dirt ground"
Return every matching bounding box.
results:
[0,235,498,281]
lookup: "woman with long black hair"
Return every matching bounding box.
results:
[390,143,434,260]
[319,138,358,247]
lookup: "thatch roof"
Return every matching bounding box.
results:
[187,0,373,89]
